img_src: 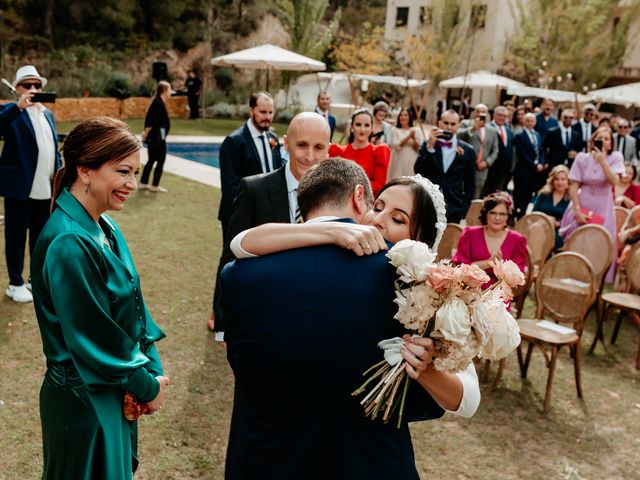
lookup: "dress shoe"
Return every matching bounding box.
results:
[5,284,33,303]
[138,183,150,191]
[149,185,168,193]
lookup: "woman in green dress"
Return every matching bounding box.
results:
[30,117,170,480]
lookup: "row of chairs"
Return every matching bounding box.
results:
[436,210,640,413]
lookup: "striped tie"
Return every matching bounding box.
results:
[295,206,302,224]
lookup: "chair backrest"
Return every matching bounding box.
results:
[621,205,640,232]
[511,246,533,319]
[436,223,463,261]
[624,241,640,294]
[562,224,614,295]
[615,206,629,233]
[464,200,484,226]
[514,213,555,277]
[535,251,596,334]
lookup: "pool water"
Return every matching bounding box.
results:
[167,143,221,168]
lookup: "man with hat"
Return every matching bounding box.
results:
[572,104,597,152]
[0,65,61,302]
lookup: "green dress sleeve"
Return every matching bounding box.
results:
[43,233,160,402]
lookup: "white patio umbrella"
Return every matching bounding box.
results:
[506,85,593,103]
[211,43,326,90]
[439,70,524,90]
[588,82,640,107]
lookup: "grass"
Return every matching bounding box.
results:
[0,172,639,479]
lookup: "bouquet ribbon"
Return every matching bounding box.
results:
[378,335,422,366]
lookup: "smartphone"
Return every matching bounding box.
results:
[439,130,453,140]
[593,139,603,150]
[479,114,487,123]
[32,92,56,103]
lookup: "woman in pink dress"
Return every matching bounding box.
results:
[452,192,527,291]
[559,127,625,282]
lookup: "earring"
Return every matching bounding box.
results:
[85,183,90,194]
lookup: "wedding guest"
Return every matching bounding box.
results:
[372,101,392,144]
[140,80,171,192]
[329,108,390,196]
[453,191,527,291]
[559,127,625,282]
[387,108,423,180]
[511,106,526,135]
[615,163,640,208]
[532,165,571,249]
[30,117,169,479]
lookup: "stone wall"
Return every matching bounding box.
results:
[0,96,189,121]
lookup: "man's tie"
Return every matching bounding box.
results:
[438,140,453,148]
[293,189,302,223]
[565,130,570,148]
[618,136,625,153]
[476,128,484,164]
[259,134,271,173]
[499,126,506,146]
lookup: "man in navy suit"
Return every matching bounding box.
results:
[414,109,476,223]
[572,103,597,152]
[217,92,283,236]
[314,91,336,141]
[0,65,61,303]
[513,113,545,218]
[543,108,581,170]
[221,159,444,479]
[534,97,558,143]
[486,106,514,194]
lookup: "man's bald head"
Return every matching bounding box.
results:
[284,112,331,180]
[287,112,331,140]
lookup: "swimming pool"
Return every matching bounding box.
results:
[166,143,221,168]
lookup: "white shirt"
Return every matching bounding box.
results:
[559,125,573,147]
[26,104,56,199]
[427,136,458,173]
[246,119,273,172]
[284,162,299,224]
[579,118,593,142]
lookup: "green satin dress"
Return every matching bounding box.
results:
[30,189,165,480]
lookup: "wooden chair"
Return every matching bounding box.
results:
[517,252,596,413]
[615,206,629,235]
[589,241,640,369]
[464,200,483,226]
[514,212,555,280]
[562,224,614,305]
[436,223,463,261]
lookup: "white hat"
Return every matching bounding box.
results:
[583,103,596,111]
[12,65,48,89]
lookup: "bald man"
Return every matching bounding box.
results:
[210,112,332,333]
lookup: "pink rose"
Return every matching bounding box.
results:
[428,265,456,293]
[491,260,525,288]
[455,264,490,289]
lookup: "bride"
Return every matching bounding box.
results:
[227,174,480,418]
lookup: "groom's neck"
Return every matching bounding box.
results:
[306,206,355,222]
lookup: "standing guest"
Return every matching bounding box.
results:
[218,92,282,236]
[613,119,638,165]
[30,117,169,480]
[486,106,514,196]
[0,65,62,303]
[559,127,625,282]
[532,165,571,249]
[371,101,392,145]
[314,91,336,141]
[414,109,476,223]
[184,70,202,119]
[511,106,526,135]
[461,94,472,119]
[573,104,597,152]
[513,113,545,218]
[534,98,558,142]
[436,96,448,120]
[453,191,527,291]
[386,108,423,180]
[503,100,516,126]
[140,80,171,193]
[329,108,390,196]
[598,117,613,131]
[615,163,640,208]
[630,117,640,156]
[542,108,581,170]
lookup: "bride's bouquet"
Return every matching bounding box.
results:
[352,239,524,427]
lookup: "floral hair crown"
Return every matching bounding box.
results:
[487,191,514,212]
[402,174,447,251]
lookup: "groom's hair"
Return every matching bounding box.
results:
[297,158,373,220]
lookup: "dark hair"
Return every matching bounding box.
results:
[317,91,330,101]
[395,108,415,128]
[377,177,438,247]
[156,80,171,98]
[52,117,141,211]
[297,158,373,220]
[479,191,515,227]
[513,106,526,126]
[625,162,638,182]
[348,108,374,144]
[249,91,273,108]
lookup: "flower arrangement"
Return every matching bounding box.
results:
[352,239,524,427]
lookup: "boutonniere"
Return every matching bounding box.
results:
[268,137,278,149]
[456,146,464,156]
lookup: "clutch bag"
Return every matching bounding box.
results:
[579,208,604,225]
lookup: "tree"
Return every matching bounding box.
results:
[330,22,394,75]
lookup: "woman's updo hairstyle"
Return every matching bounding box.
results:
[52,117,141,211]
[348,108,374,144]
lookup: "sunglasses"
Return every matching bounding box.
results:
[18,82,42,90]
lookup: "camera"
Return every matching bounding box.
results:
[32,92,56,103]
[593,139,604,150]
[478,114,487,122]
[439,131,453,140]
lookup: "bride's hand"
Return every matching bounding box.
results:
[325,222,387,256]
[401,335,434,379]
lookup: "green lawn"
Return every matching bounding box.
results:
[0,172,639,479]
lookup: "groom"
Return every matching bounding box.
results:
[221,159,444,480]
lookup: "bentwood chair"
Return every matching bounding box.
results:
[464,200,484,227]
[517,252,596,413]
[615,206,630,236]
[590,241,640,369]
[514,212,555,281]
[436,223,463,261]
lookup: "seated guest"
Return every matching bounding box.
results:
[453,191,527,292]
[615,163,640,209]
[532,165,571,249]
[615,206,640,297]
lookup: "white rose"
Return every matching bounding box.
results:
[480,301,521,360]
[432,296,471,345]
[387,239,436,283]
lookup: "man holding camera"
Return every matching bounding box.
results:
[0,65,61,302]
[458,104,499,198]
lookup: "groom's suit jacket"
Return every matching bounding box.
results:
[221,226,444,480]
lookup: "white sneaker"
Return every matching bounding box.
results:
[5,284,33,303]
[149,185,168,193]
[138,183,150,191]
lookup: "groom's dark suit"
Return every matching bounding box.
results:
[221,226,444,480]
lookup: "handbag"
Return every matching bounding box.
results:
[579,208,604,225]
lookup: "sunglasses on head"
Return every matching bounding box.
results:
[19,82,42,90]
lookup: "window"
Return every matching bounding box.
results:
[420,6,433,26]
[471,4,487,29]
[395,7,409,27]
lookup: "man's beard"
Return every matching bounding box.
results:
[253,118,271,132]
